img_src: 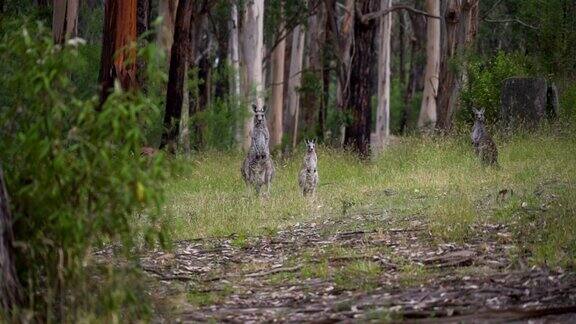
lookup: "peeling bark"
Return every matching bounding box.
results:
[417,0,440,132]
[98,0,138,105]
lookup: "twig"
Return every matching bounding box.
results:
[484,17,538,30]
[358,5,441,25]
[245,265,303,278]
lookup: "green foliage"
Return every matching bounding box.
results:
[560,83,576,123]
[188,61,245,150]
[0,20,169,320]
[458,51,531,126]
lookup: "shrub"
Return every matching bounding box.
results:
[457,51,531,126]
[0,20,169,320]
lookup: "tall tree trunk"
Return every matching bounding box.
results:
[136,0,150,38]
[157,0,179,55]
[376,0,392,145]
[179,61,190,156]
[325,0,354,146]
[240,0,265,151]
[136,0,151,88]
[229,3,242,146]
[319,0,334,140]
[189,12,211,150]
[99,0,138,105]
[398,11,406,87]
[287,25,306,150]
[270,17,286,150]
[344,0,380,157]
[52,0,79,45]
[436,0,479,132]
[160,0,193,152]
[400,8,426,133]
[301,1,327,141]
[417,0,440,132]
[0,165,21,313]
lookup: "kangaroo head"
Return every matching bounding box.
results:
[305,139,316,153]
[473,107,486,123]
[252,104,267,126]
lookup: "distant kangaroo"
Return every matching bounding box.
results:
[241,104,275,195]
[471,108,499,166]
[298,140,319,196]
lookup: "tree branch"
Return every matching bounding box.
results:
[484,17,538,30]
[358,5,440,24]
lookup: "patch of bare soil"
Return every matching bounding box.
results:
[99,215,576,322]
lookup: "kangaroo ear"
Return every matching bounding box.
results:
[480,108,485,114]
[252,103,258,113]
[472,107,479,114]
[263,105,268,113]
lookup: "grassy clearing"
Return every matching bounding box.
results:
[164,126,576,267]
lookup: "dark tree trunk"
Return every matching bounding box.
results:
[137,0,150,38]
[136,0,151,89]
[400,8,426,133]
[160,0,194,151]
[99,0,138,105]
[301,1,327,140]
[0,164,21,313]
[344,0,379,157]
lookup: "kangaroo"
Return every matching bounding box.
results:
[298,140,319,196]
[471,108,499,166]
[241,104,275,195]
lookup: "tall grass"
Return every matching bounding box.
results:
[165,125,576,267]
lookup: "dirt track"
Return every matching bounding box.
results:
[101,212,576,323]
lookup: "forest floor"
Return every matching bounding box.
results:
[98,127,576,322]
[131,213,576,322]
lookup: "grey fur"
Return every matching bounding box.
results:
[471,108,499,166]
[298,140,319,196]
[241,104,275,195]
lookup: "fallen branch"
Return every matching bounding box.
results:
[245,265,303,278]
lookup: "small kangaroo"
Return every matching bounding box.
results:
[241,104,275,195]
[471,108,499,166]
[298,140,319,196]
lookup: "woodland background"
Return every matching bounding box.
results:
[1,0,576,321]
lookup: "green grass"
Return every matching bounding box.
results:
[164,126,576,267]
[187,284,233,307]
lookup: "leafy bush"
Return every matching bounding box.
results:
[457,51,531,126]
[0,20,169,320]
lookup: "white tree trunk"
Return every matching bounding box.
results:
[240,0,265,151]
[417,0,440,131]
[179,61,190,156]
[376,0,392,144]
[229,3,242,146]
[288,25,306,149]
[270,21,286,149]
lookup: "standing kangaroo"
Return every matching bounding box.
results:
[241,104,275,195]
[298,140,319,196]
[471,108,499,166]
